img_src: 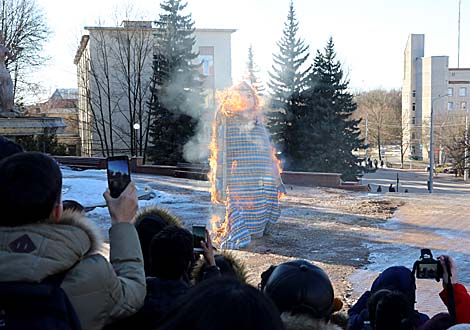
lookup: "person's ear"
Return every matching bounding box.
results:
[50,203,63,223]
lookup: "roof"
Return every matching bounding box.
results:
[51,88,78,100]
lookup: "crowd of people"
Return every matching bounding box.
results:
[0,136,469,330]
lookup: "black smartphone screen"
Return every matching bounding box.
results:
[192,225,206,252]
[107,156,131,198]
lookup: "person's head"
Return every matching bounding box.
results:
[160,277,285,330]
[0,152,62,226]
[0,136,23,161]
[193,251,248,285]
[62,200,85,214]
[149,225,193,280]
[371,266,416,308]
[261,260,334,321]
[368,289,414,330]
[134,206,183,275]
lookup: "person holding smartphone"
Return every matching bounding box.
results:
[0,152,145,330]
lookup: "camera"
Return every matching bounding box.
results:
[413,249,443,281]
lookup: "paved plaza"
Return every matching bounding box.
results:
[353,169,470,316]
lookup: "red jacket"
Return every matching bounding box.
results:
[440,283,470,324]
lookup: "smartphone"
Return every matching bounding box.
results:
[192,225,206,253]
[106,156,131,198]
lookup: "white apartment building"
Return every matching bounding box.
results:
[74,20,235,156]
[403,34,470,162]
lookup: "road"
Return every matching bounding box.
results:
[361,168,470,194]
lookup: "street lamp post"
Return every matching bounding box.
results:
[133,123,140,157]
[464,106,469,181]
[429,94,446,193]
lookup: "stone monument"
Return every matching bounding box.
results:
[0,30,66,138]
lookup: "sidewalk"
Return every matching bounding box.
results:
[350,193,470,316]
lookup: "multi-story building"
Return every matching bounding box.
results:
[27,88,81,155]
[403,34,470,162]
[74,20,235,157]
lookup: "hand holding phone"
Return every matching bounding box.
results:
[107,156,131,198]
[192,225,206,253]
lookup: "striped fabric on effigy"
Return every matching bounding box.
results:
[209,83,283,249]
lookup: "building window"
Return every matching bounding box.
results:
[412,103,416,111]
[412,117,416,124]
[448,102,454,110]
[448,87,454,96]
[460,87,467,96]
[412,90,416,97]
[461,101,467,110]
[411,132,416,139]
[197,46,214,76]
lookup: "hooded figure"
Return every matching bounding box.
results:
[134,205,183,276]
[348,266,429,330]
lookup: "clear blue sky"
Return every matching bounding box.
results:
[35,0,466,101]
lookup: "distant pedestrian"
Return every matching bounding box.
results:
[367,184,371,192]
[374,159,378,169]
[368,159,373,169]
[377,185,382,193]
[380,160,384,168]
[388,184,395,192]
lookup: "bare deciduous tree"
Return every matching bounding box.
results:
[0,0,50,103]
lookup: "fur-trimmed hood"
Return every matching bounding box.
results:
[281,313,343,330]
[0,210,103,282]
[134,205,183,228]
[192,250,248,285]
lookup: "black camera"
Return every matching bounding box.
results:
[413,249,443,281]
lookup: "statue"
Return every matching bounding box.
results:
[0,31,17,116]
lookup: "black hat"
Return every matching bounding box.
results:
[0,136,23,161]
[263,260,334,320]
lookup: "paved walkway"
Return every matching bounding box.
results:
[350,192,470,316]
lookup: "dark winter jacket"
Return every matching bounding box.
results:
[440,283,470,325]
[105,277,189,330]
[348,266,429,330]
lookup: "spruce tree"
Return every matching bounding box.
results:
[299,38,366,180]
[245,45,265,95]
[267,0,310,163]
[148,0,204,165]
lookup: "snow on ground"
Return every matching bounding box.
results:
[61,167,196,238]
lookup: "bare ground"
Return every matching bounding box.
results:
[109,174,403,308]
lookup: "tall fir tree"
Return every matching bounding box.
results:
[298,38,366,180]
[244,45,265,95]
[267,0,310,162]
[148,0,204,165]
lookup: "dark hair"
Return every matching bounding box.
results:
[135,214,170,275]
[0,152,62,226]
[0,136,23,161]
[160,277,285,330]
[149,225,193,280]
[62,200,85,213]
[262,260,334,320]
[368,289,414,330]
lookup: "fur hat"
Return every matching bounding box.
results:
[192,250,248,285]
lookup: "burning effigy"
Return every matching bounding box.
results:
[208,82,285,249]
